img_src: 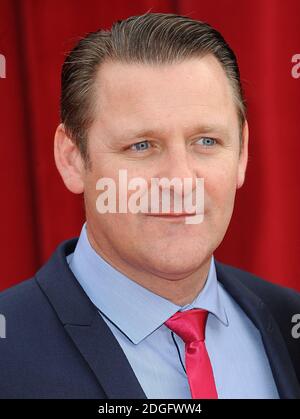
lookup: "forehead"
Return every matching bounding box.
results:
[92,56,238,135]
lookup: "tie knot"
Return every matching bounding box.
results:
[165,308,208,343]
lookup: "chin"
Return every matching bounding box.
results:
[141,250,210,280]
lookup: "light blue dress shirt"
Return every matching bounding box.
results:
[66,223,279,399]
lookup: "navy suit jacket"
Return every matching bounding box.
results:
[0,238,300,399]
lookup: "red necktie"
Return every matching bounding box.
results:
[165,308,218,399]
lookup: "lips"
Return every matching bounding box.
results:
[147,213,196,217]
[145,212,203,224]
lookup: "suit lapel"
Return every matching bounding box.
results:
[215,261,300,399]
[36,238,147,399]
[64,316,147,399]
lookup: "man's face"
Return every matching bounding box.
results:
[82,56,248,280]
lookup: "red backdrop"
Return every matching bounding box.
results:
[0,0,299,291]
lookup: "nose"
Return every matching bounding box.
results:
[158,141,198,188]
[149,141,202,214]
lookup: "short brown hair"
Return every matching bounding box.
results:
[61,12,246,162]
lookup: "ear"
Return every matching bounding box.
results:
[54,123,85,194]
[236,120,249,189]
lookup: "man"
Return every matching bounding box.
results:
[0,13,299,399]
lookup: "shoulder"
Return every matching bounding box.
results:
[0,275,66,350]
[0,273,102,398]
[215,260,300,373]
[215,260,300,310]
[0,276,47,317]
[0,237,79,323]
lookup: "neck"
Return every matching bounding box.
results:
[86,225,212,306]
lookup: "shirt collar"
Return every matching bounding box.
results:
[67,222,228,344]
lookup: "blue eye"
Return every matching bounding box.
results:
[130,140,151,152]
[196,137,217,147]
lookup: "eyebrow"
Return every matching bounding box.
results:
[118,123,229,142]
